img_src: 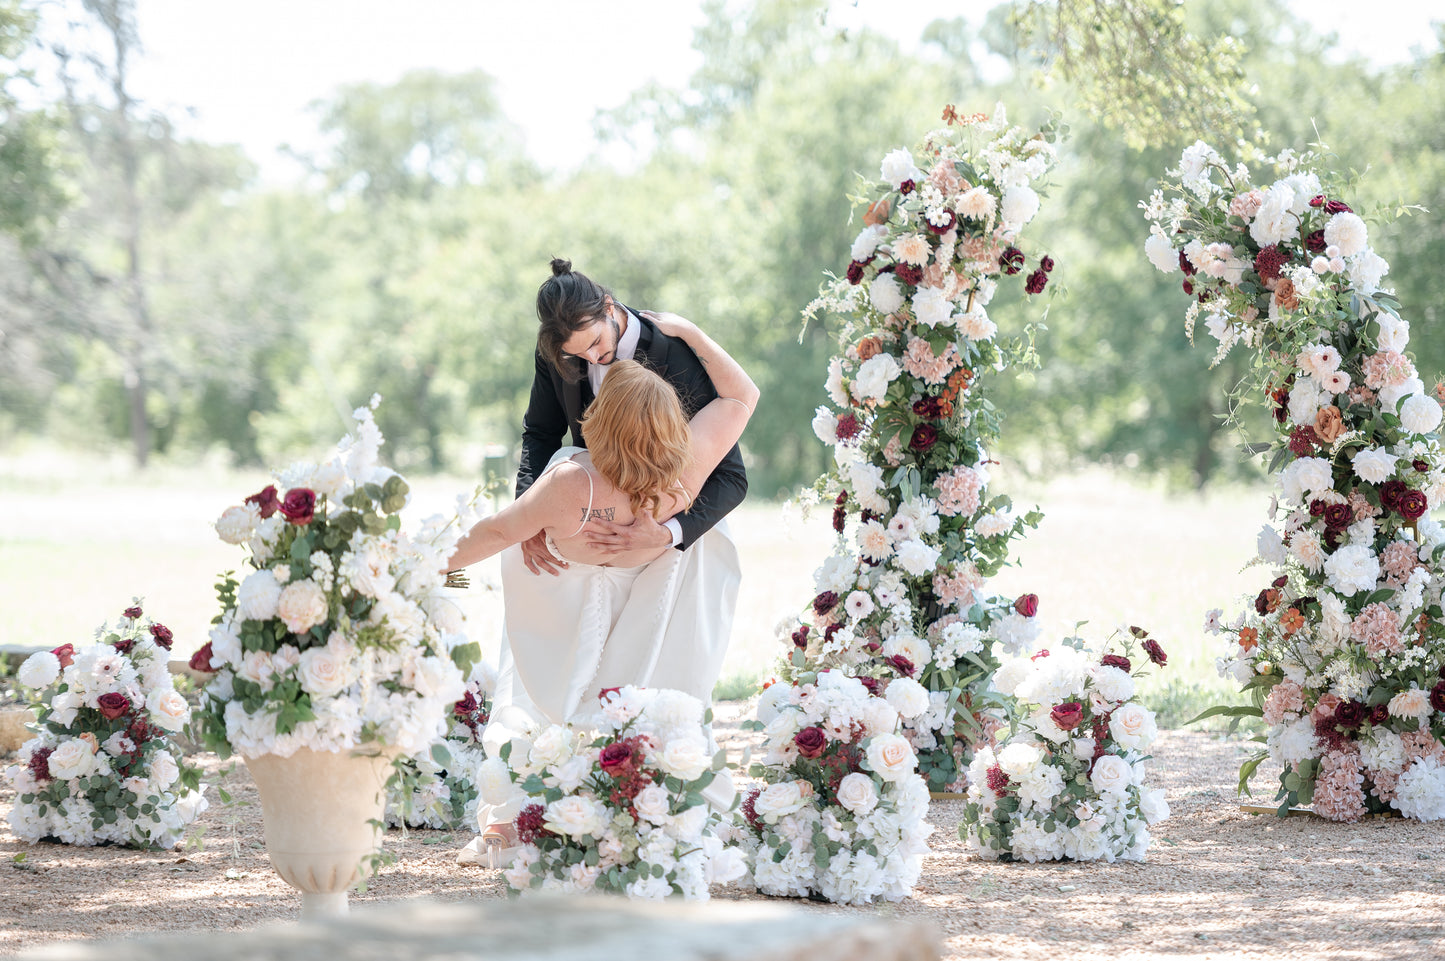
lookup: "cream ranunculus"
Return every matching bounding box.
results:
[657,735,712,781]
[865,732,917,782]
[1108,702,1159,751]
[46,738,99,779]
[528,725,575,769]
[147,689,191,732]
[148,750,179,790]
[276,579,329,635]
[1089,754,1133,795]
[297,646,350,698]
[752,780,811,822]
[632,784,673,824]
[542,796,607,838]
[834,772,879,816]
[215,504,260,545]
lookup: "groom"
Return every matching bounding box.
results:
[515,261,748,574]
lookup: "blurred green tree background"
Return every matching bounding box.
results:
[2,0,1442,496]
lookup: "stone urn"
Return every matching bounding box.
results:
[243,746,399,918]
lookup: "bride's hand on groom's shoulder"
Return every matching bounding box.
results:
[640,310,696,339]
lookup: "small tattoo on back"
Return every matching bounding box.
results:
[579,506,615,523]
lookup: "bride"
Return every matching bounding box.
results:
[446,312,758,864]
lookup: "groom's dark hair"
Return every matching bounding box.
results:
[536,257,614,382]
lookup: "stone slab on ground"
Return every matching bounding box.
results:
[16,897,939,961]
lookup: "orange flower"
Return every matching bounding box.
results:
[1280,608,1305,635]
[856,336,883,360]
[1273,277,1299,311]
[1237,626,1259,652]
[1314,405,1345,443]
[864,198,891,227]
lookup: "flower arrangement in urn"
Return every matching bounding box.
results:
[959,630,1170,862]
[3,606,207,848]
[1144,143,1445,821]
[480,686,745,899]
[742,670,933,904]
[785,103,1060,792]
[190,396,479,759]
[386,663,495,830]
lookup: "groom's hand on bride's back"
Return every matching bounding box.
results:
[584,512,671,556]
[520,531,568,576]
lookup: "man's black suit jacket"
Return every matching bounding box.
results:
[515,309,748,551]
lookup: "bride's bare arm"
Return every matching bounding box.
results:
[641,311,759,501]
[446,464,589,570]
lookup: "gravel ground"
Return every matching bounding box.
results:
[2,705,1444,960]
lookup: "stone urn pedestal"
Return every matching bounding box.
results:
[243,746,398,919]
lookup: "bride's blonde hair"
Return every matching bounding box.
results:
[581,360,694,519]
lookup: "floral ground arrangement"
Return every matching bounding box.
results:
[2,713,1444,960]
[1143,143,1445,821]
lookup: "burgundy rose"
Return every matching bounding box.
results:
[1309,194,1326,208]
[823,622,843,643]
[1040,255,1055,273]
[1178,250,1197,276]
[1142,639,1168,666]
[28,746,54,784]
[1398,489,1429,521]
[1101,653,1133,673]
[245,484,281,518]
[1323,503,1354,531]
[1379,480,1407,512]
[279,488,317,525]
[1325,199,1353,214]
[1272,575,1289,589]
[188,642,217,674]
[986,765,1012,796]
[112,635,134,654]
[846,261,867,285]
[51,643,75,669]
[149,623,174,650]
[999,247,1025,275]
[599,741,635,775]
[1415,459,1431,473]
[832,506,846,533]
[794,726,828,759]
[1430,681,1445,714]
[452,691,478,717]
[858,676,881,696]
[895,263,923,286]
[1024,269,1048,295]
[1051,701,1084,731]
[123,605,143,620]
[1014,593,1039,618]
[1308,499,1326,517]
[909,424,939,453]
[791,625,811,649]
[96,692,131,721]
[1305,229,1327,253]
[514,803,552,845]
[885,654,915,677]
[913,396,945,420]
[813,591,840,617]
[1368,703,1389,726]
[1334,699,1367,730]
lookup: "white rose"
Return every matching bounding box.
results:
[1323,211,1368,257]
[868,273,905,316]
[835,772,879,816]
[1256,525,1287,566]
[851,352,902,404]
[657,736,712,781]
[632,784,672,824]
[215,504,260,545]
[1376,315,1411,353]
[46,738,98,780]
[865,732,917,782]
[17,651,60,690]
[1349,250,1389,293]
[148,751,180,790]
[1108,703,1158,751]
[528,726,575,769]
[1089,754,1133,795]
[1139,787,1170,824]
[1400,394,1443,435]
[147,689,191,732]
[1249,183,1300,247]
[542,796,606,838]
[297,646,350,698]
[753,781,810,822]
[477,757,516,805]
[1352,447,1398,484]
[912,286,953,328]
[884,677,930,719]
[276,580,329,635]
[311,463,346,497]
[236,569,283,622]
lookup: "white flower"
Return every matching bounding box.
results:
[851,352,902,405]
[46,738,98,779]
[1287,386,1328,429]
[542,796,607,838]
[1089,754,1133,795]
[1144,232,1178,274]
[1178,140,1218,182]
[1353,447,1398,484]
[958,306,997,342]
[1376,315,1411,353]
[340,543,396,599]
[894,539,941,577]
[812,406,839,446]
[884,677,930,718]
[1400,394,1443,435]
[992,658,1032,697]
[1323,211,1368,257]
[297,646,350,698]
[1392,757,1445,822]
[1089,665,1135,704]
[148,689,191,732]
[753,781,811,822]
[1280,457,1334,504]
[477,757,515,805]
[955,185,996,220]
[1108,703,1158,751]
[850,224,888,262]
[893,232,932,267]
[528,725,575,769]
[868,273,905,315]
[1324,544,1380,597]
[632,784,672,824]
[1000,185,1040,227]
[276,580,329,635]
[1387,687,1433,720]
[844,590,876,620]
[215,504,260,545]
[835,772,879,816]
[17,651,60,690]
[825,357,848,407]
[1256,525,1287,566]
[1289,529,1326,574]
[1139,788,1170,825]
[1249,183,1300,247]
[1349,250,1390,293]
[148,751,180,790]
[1203,609,1223,634]
[880,147,922,189]
[912,286,953,328]
[657,735,712,781]
[865,733,917,782]
[236,569,283,622]
[996,742,1043,778]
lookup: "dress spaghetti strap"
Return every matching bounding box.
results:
[541,452,595,540]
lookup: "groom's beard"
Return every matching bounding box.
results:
[596,316,623,366]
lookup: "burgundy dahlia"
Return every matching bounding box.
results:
[149,623,174,650]
[279,488,317,525]
[813,591,840,616]
[909,424,939,453]
[999,247,1025,275]
[245,484,281,518]
[1142,639,1168,666]
[1024,269,1048,295]
[1101,653,1133,673]
[794,726,828,759]
[846,260,867,285]
[1398,489,1429,521]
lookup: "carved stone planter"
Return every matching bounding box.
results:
[243,746,398,918]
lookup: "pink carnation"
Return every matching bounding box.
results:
[1362,350,1416,390]
[1401,729,1445,764]
[1311,750,1367,822]
[1351,602,1403,656]
[902,336,959,386]
[935,465,985,517]
[1379,541,1421,588]
[1348,489,1382,521]
[933,563,984,608]
[1229,189,1264,219]
[1262,679,1305,726]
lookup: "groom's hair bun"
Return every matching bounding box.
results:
[550,257,572,277]
[537,258,613,382]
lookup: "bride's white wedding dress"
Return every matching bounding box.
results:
[457,448,740,864]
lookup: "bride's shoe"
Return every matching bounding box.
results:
[479,823,519,869]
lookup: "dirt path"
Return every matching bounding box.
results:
[3,718,1443,960]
